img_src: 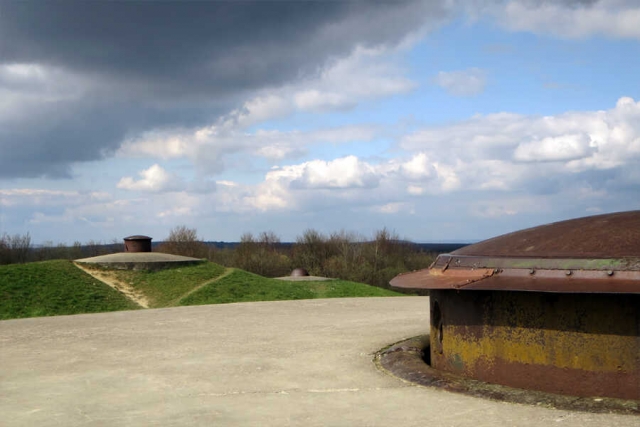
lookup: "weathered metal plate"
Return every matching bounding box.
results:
[460,275,640,293]
[391,264,640,293]
[453,210,640,258]
[433,254,640,271]
[389,268,494,290]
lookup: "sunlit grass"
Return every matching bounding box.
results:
[110,262,227,308]
[1,260,403,320]
[179,269,401,306]
[0,260,140,320]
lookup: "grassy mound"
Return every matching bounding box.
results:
[304,279,402,299]
[109,262,227,308]
[0,260,140,320]
[1,260,403,320]
[179,269,400,306]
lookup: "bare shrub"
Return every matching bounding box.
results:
[292,229,330,275]
[233,231,291,277]
[0,232,32,265]
[287,227,435,288]
[157,225,210,258]
[84,239,105,257]
[0,234,9,265]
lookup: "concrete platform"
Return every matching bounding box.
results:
[1,297,637,426]
[75,252,204,271]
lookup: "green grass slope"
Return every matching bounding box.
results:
[1,260,403,320]
[179,269,401,306]
[111,262,227,308]
[0,260,140,320]
[306,279,403,298]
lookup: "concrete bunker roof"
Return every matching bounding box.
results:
[75,252,203,271]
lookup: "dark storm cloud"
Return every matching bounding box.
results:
[1,100,136,178]
[1,1,431,94]
[0,0,441,178]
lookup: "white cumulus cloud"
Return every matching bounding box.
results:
[117,44,415,174]
[117,164,184,193]
[294,90,354,112]
[400,153,436,180]
[402,97,640,177]
[286,156,380,190]
[485,0,640,40]
[433,68,486,97]
[407,185,425,195]
[514,134,595,162]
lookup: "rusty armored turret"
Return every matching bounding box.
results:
[391,211,640,400]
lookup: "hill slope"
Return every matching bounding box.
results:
[179,269,400,306]
[99,262,228,308]
[1,260,403,320]
[0,260,141,320]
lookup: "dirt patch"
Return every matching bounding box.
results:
[74,263,150,308]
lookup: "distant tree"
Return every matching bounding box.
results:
[0,234,9,265]
[233,232,257,269]
[84,239,104,257]
[70,241,84,260]
[288,227,435,288]
[190,225,435,289]
[292,229,329,275]
[0,232,31,265]
[157,225,210,258]
[232,231,291,277]
[321,230,364,280]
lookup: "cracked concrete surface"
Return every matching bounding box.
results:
[1,297,637,426]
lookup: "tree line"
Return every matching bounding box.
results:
[1,226,437,289]
[158,226,436,289]
[0,232,121,265]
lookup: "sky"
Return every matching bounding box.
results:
[2,0,640,245]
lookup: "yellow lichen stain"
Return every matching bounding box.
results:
[443,324,637,373]
[431,289,639,376]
